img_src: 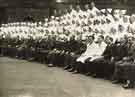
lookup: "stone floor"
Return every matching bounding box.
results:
[0,57,135,97]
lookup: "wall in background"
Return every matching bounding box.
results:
[0,0,134,22]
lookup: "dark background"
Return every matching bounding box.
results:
[0,0,134,23]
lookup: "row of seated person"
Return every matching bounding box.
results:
[0,34,135,89]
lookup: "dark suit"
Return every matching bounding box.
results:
[113,41,133,81]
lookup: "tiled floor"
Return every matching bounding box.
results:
[0,57,135,97]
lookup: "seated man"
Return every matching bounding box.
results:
[47,48,60,67]
[8,37,19,57]
[1,35,11,56]
[112,36,132,83]
[72,35,95,73]
[36,38,52,63]
[23,36,35,61]
[64,35,86,71]
[47,35,68,67]
[71,35,107,75]
[15,37,24,58]
[33,37,43,62]
[83,35,109,77]
[87,36,115,78]
[17,39,28,59]
[43,36,56,66]
[76,35,96,63]
[113,36,135,89]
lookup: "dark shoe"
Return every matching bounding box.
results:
[91,74,97,78]
[85,72,92,76]
[28,58,35,61]
[64,66,70,70]
[68,68,75,72]
[20,57,25,59]
[112,80,120,84]
[72,70,79,74]
[123,83,134,89]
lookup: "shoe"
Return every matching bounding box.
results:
[48,64,54,67]
[68,68,75,72]
[64,66,70,70]
[123,83,134,89]
[112,79,125,84]
[112,80,120,84]
[28,58,35,61]
[91,74,97,78]
[85,72,91,76]
[72,70,79,74]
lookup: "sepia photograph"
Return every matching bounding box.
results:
[0,0,135,97]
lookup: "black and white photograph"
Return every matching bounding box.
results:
[0,0,135,97]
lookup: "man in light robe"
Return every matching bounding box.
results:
[90,2,100,17]
[74,35,107,74]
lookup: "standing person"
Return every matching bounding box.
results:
[68,5,77,16]
[90,2,100,17]
[128,15,135,35]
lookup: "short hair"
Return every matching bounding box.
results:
[88,35,95,40]
[99,35,104,40]
[109,37,113,42]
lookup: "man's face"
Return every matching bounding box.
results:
[105,37,112,44]
[128,37,133,43]
[69,5,73,10]
[84,4,89,10]
[118,25,124,32]
[119,37,126,43]
[77,35,82,41]
[64,9,68,14]
[97,36,103,43]
[87,36,94,43]
[123,16,128,23]
[110,28,116,35]
[70,36,75,40]
[76,5,81,11]
[91,2,95,8]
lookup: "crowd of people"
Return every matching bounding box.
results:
[1,2,135,89]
